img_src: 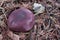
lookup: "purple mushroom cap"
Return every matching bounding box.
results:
[7,7,35,32]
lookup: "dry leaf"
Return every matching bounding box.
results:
[19,33,26,39]
[0,34,3,40]
[7,31,20,40]
[13,34,20,40]
[7,31,14,38]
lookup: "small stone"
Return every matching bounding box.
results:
[33,3,45,14]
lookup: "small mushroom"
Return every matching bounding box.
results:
[7,7,35,32]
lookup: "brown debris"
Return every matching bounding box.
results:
[0,0,60,40]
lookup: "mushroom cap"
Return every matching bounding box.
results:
[7,7,35,32]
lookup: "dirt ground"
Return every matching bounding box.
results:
[0,0,60,40]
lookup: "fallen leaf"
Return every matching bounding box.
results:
[19,33,26,39]
[0,34,3,40]
[7,31,20,40]
[13,34,20,40]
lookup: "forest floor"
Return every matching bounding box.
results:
[0,0,60,40]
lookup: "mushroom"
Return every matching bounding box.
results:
[7,7,35,32]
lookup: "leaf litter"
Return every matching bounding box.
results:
[0,0,60,40]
